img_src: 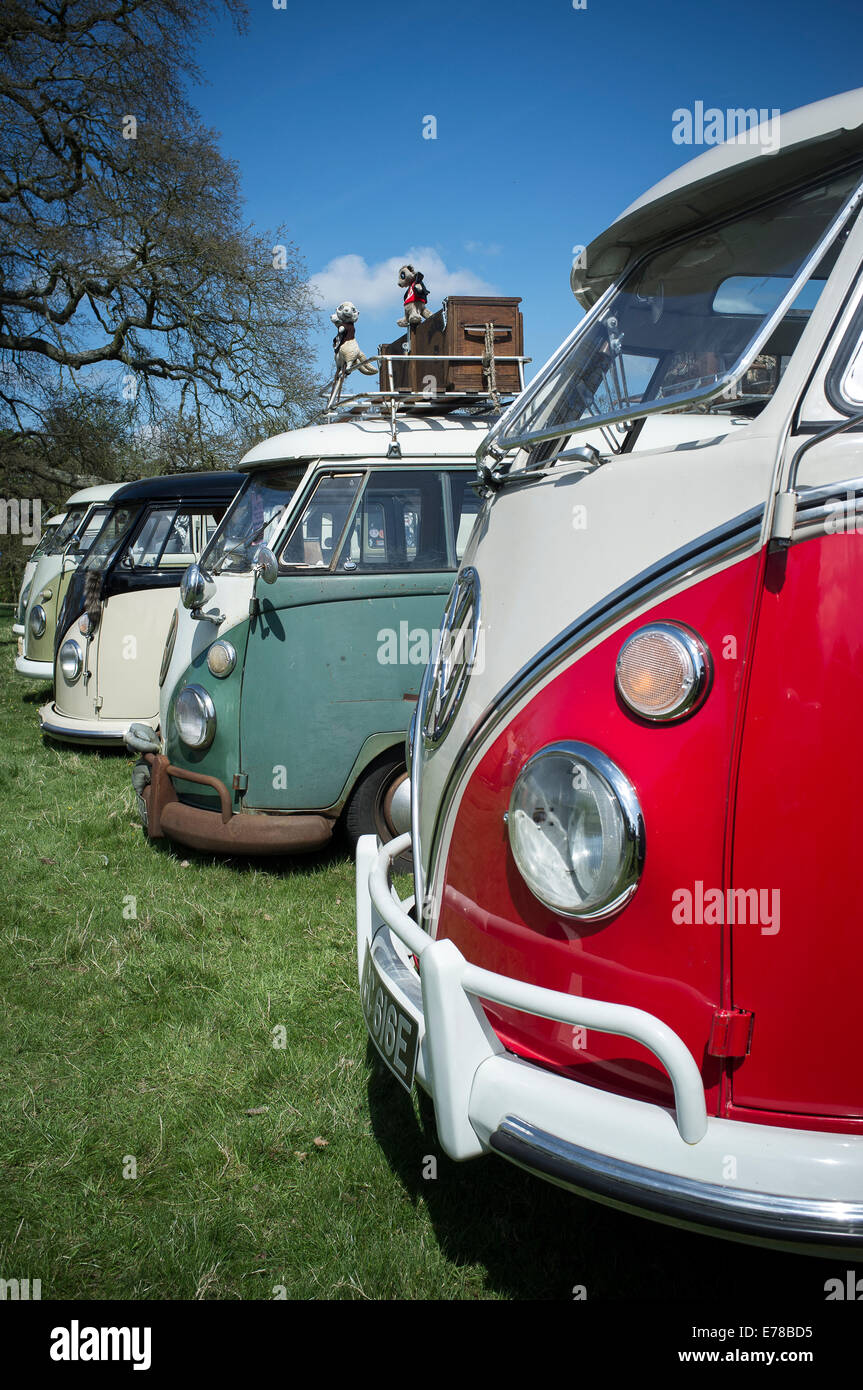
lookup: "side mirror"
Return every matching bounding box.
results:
[180,562,214,611]
[251,545,278,585]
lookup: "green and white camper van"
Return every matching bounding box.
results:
[130,294,529,856]
[130,410,497,856]
[15,483,122,680]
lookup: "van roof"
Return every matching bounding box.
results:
[111,470,244,503]
[239,414,492,470]
[575,88,863,307]
[65,482,123,505]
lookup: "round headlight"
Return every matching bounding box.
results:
[616,622,711,721]
[174,684,216,749]
[206,640,236,678]
[59,639,83,685]
[507,742,644,919]
[29,604,47,639]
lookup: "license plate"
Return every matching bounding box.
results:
[17,636,23,658]
[361,947,419,1092]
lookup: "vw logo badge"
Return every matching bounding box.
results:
[422,566,481,747]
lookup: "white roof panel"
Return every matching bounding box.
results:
[65,482,123,505]
[240,413,492,470]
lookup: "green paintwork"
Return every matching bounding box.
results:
[163,618,250,806]
[240,572,448,810]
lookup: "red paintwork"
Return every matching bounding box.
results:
[436,555,763,1115]
[731,533,863,1122]
[435,529,863,1133]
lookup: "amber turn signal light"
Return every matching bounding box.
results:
[616,622,711,721]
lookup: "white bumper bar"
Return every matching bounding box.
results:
[357,833,863,1250]
[15,654,52,679]
[38,701,153,746]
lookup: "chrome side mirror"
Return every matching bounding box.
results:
[180,563,213,611]
[251,545,278,585]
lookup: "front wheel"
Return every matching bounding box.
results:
[344,755,412,873]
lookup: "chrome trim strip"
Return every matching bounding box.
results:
[40,720,126,744]
[792,473,863,542]
[420,505,763,922]
[491,1116,863,1246]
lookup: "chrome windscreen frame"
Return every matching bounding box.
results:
[478,172,863,482]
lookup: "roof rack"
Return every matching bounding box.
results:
[323,297,531,427]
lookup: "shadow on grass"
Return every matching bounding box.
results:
[40,733,130,755]
[146,829,352,879]
[364,1043,824,1302]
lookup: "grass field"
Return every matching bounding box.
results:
[0,618,836,1301]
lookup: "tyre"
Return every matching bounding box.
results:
[344,755,412,874]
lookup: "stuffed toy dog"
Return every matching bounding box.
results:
[331,302,377,376]
[397,265,431,327]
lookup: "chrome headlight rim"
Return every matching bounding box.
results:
[29,603,47,639]
[58,639,84,685]
[615,621,712,723]
[206,639,237,679]
[173,683,217,750]
[507,741,645,921]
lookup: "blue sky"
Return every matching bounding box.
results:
[192,0,863,387]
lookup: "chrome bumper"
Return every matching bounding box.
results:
[357,833,863,1251]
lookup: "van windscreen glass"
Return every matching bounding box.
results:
[496,168,863,450]
[79,506,141,574]
[205,467,305,575]
[44,506,87,554]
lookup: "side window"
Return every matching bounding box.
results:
[279,474,363,569]
[73,507,111,555]
[125,507,177,568]
[160,509,225,566]
[449,472,483,561]
[336,470,450,573]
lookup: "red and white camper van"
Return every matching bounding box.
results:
[356,90,863,1254]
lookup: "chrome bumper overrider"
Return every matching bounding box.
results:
[357,833,863,1249]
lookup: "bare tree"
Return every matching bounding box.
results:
[0,0,322,455]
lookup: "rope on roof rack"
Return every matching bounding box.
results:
[483,322,501,413]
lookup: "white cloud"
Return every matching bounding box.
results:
[309,247,498,316]
[464,240,503,256]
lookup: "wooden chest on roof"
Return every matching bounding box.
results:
[378,296,524,397]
